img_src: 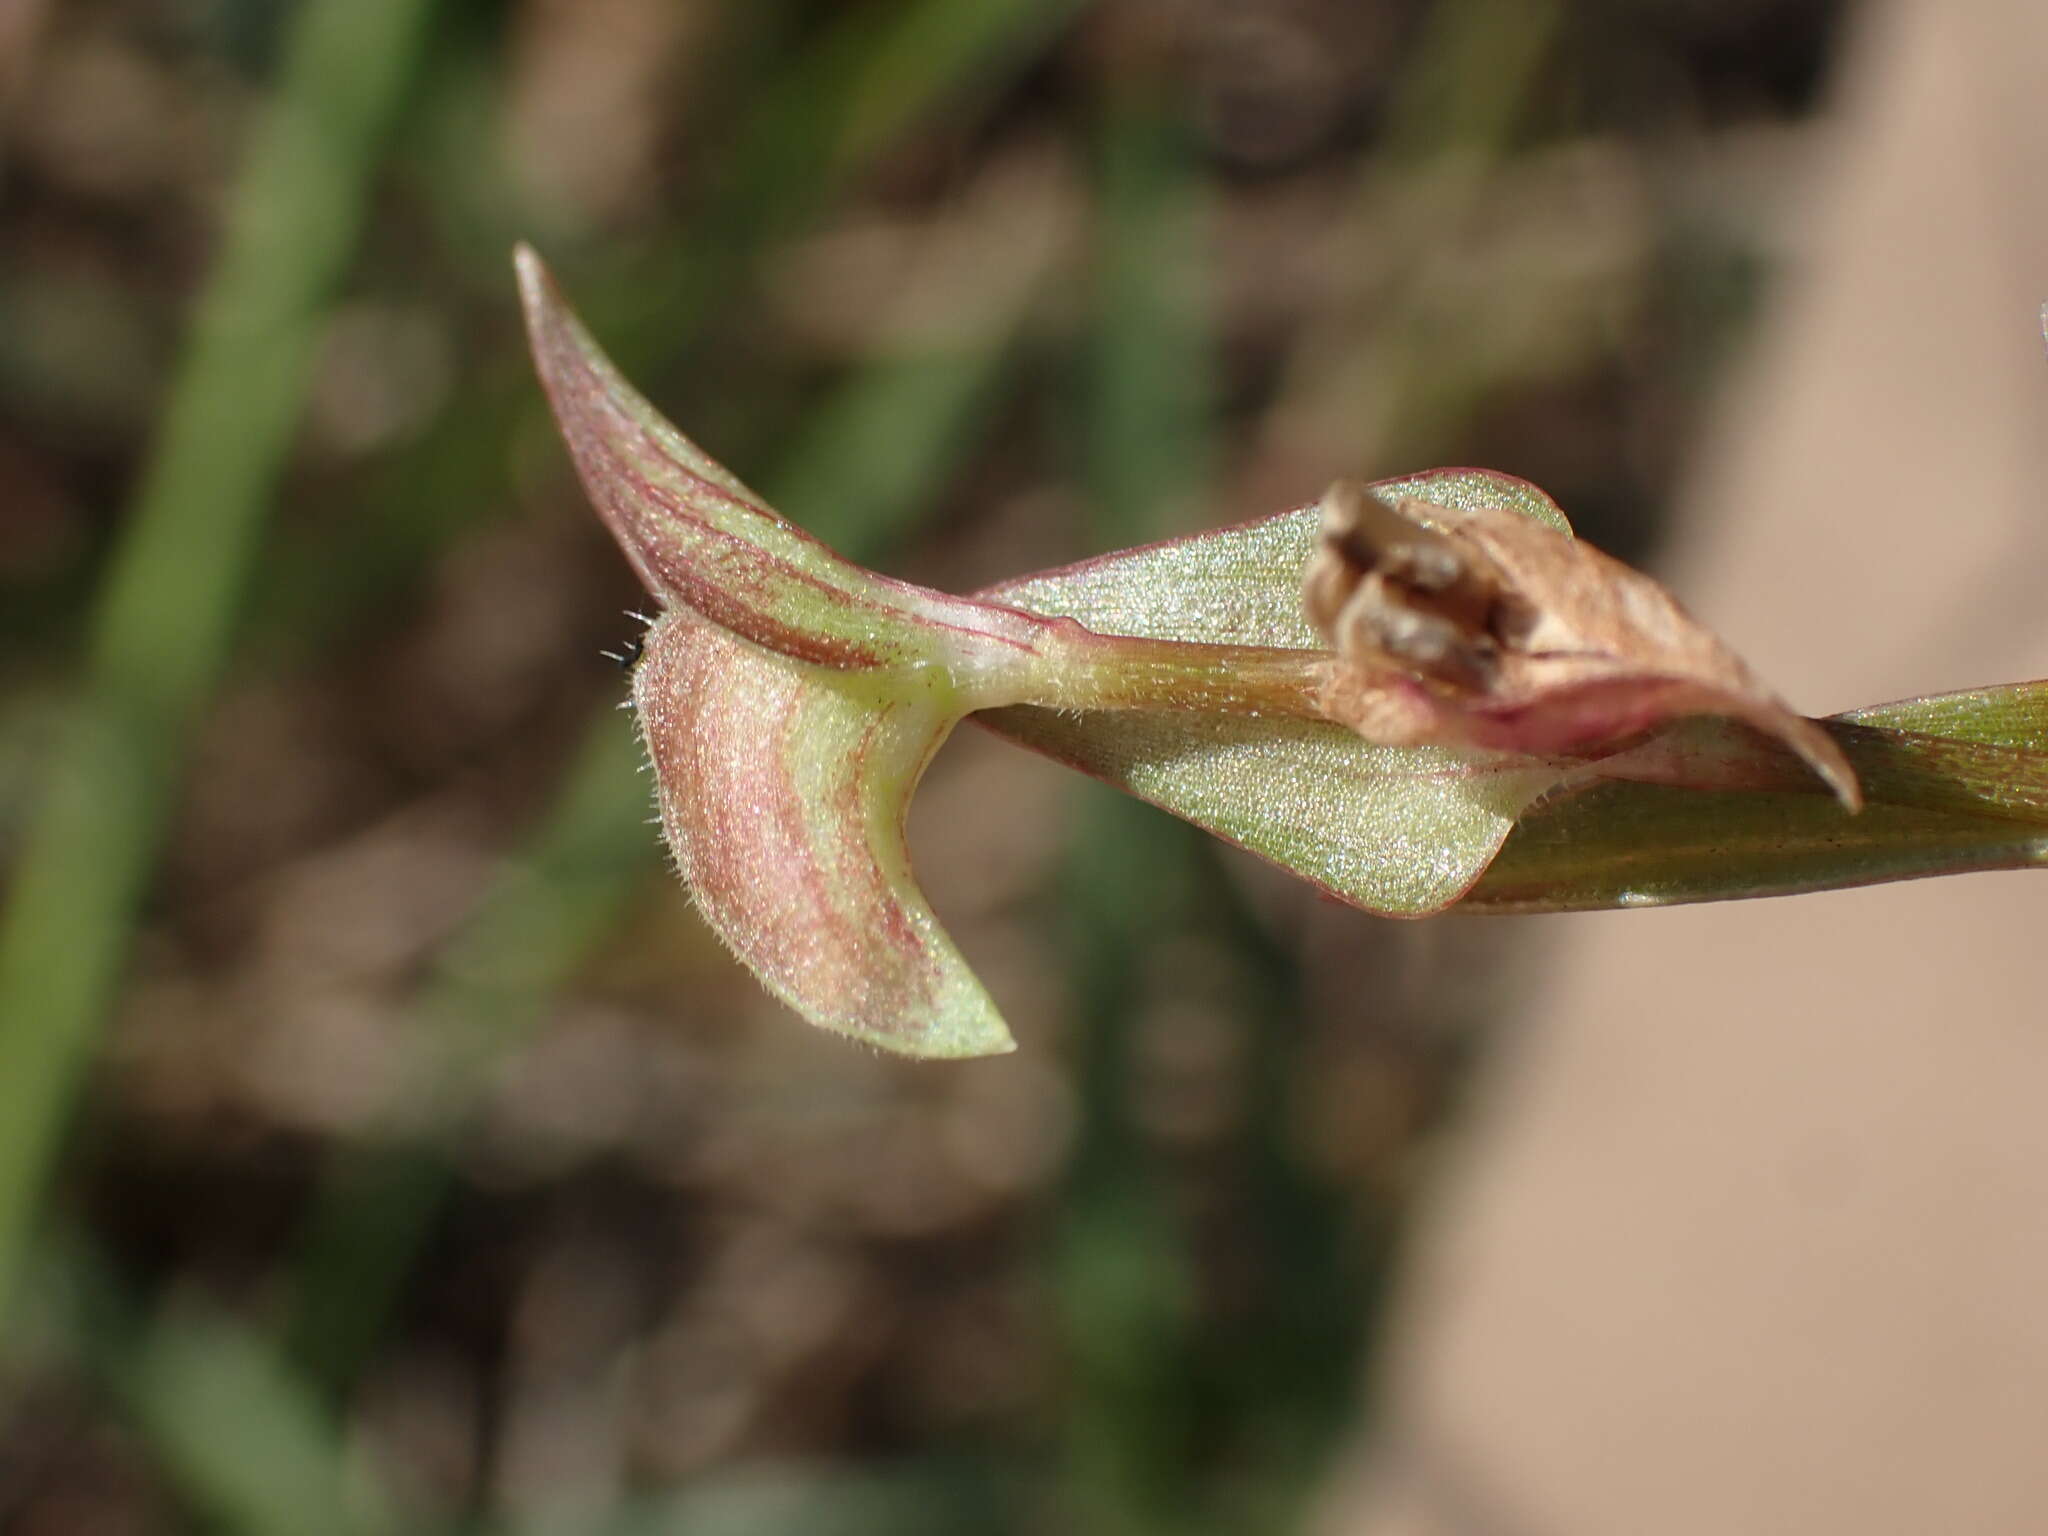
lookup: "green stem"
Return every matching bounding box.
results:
[1028,626,1328,717]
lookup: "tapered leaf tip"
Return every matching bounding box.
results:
[514,244,591,397]
[511,241,549,312]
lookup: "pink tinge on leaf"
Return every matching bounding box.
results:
[516,245,1046,688]
[633,611,1013,1058]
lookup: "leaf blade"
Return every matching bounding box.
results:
[1468,680,2048,911]
[977,705,1559,914]
[1468,783,2048,913]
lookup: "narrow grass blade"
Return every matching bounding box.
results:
[0,0,437,1324]
[124,1306,399,1536]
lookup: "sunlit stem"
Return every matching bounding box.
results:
[970,621,1332,718]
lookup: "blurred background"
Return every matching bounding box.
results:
[20,0,2042,1532]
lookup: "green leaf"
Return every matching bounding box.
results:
[1469,782,2048,913]
[978,706,1562,914]
[1469,681,2048,911]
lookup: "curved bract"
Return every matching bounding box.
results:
[635,613,1010,1056]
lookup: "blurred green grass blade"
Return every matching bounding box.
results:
[265,0,1083,658]
[123,1305,402,1536]
[1056,84,1214,1536]
[1279,0,1568,469]
[542,0,1083,372]
[633,0,1083,327]
[286,716,653,1385]
[1380,0,1566,162]
[289,311,1044,1386]
[1087,93,1214,543]
[27,1237,398,1536]
[833,0,1088,174]
[772,348,1021,551]
[1057,795,1202,1535]
[1193,862,1369,1504]
[0,0,437,1322]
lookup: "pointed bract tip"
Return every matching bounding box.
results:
[511,240,545,292]
[513,243,565,348]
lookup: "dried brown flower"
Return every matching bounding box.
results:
[1303,480,1862,809]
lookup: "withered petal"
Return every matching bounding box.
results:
[1305,482,1862,810]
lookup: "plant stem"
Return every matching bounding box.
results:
[1030,626,1329,717]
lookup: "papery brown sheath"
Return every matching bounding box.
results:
[1302,480,1862,810]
